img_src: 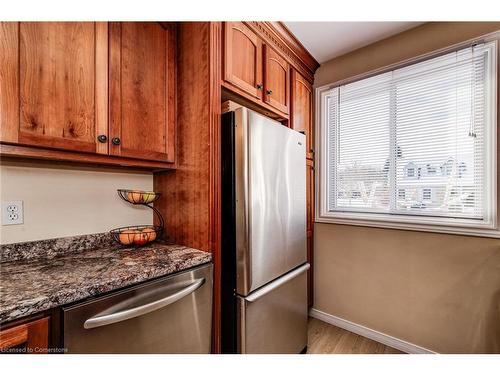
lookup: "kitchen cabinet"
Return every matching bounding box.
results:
[109,22,176,162]
[0,22,108,154]
[223,22,290,117]
[0,21,176,169]
[291,69,314,159]
[0,317,49,353]
[263,45,290,115]
[223,22,263,99]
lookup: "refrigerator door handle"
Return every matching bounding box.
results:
[244,264,310,303]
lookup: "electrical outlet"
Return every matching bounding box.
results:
[2,201,23,225]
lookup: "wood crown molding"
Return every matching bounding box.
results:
[244,21,319,83]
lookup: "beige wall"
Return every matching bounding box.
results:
[314,22,500,353]
[0,161,153,245]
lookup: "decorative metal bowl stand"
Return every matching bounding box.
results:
[110,189,164,246]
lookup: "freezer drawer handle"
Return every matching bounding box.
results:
[245,264,310,303]
[83,278,206,329]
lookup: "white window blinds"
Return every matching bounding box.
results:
[324,42,496,225]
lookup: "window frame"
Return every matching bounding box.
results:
[315,39,498,238]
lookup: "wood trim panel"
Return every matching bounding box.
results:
[221,82,289,121]
[0,22,19,143]
[108,22,122,157]
[245,22,319,83]
[95,22,109,155]
[209,21,223,355]
[166,23,177,163]
[221,92,286,122]
[0,143,174,170]
[154,22,212,250]
[17,132,96,153]
[268,22,319,74]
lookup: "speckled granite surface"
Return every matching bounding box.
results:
[0,240,212,324]
[0,233,116,263]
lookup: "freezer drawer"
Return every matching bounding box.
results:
[63,263,213,353]
[237,263,309,354]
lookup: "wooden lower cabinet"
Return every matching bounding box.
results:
[0,317,49,354]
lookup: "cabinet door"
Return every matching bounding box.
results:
[264,45,290,115]
[0,317,49,353]
[0,22,108,154]
[109,22,176,162]
[223,22,263,99]
[291,70,313,159]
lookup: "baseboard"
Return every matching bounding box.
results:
[309,308,436,354]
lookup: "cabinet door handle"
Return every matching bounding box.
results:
[266,89,273,95]
[97,134,108,143]
[111,137,121,146]
[256,84,263,90]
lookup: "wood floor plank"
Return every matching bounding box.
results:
[307,318,404,354]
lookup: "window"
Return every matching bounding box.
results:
[317,41,498,237]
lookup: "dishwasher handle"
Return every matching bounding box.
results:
[84,277,206,329]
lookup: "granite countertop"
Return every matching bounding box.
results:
[0,236,212,324]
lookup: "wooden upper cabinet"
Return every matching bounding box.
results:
[0,22,108,154]
[109,22,176,162]
[223,22,263,99]
[263,45,290,115]
[291,69,313,159]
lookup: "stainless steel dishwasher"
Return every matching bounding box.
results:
[63,263,212,353]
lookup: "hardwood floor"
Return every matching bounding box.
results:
[307,318,404,354]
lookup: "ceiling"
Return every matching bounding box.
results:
[284,22,425,64]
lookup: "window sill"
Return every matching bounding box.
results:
[316,214,500,238]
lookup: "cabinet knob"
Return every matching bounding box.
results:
[266,89,273,95]
[111,137,121,146]
[256,84,263,90]
[97,134,108,143]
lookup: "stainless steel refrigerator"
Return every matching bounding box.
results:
[221,107,309,354]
